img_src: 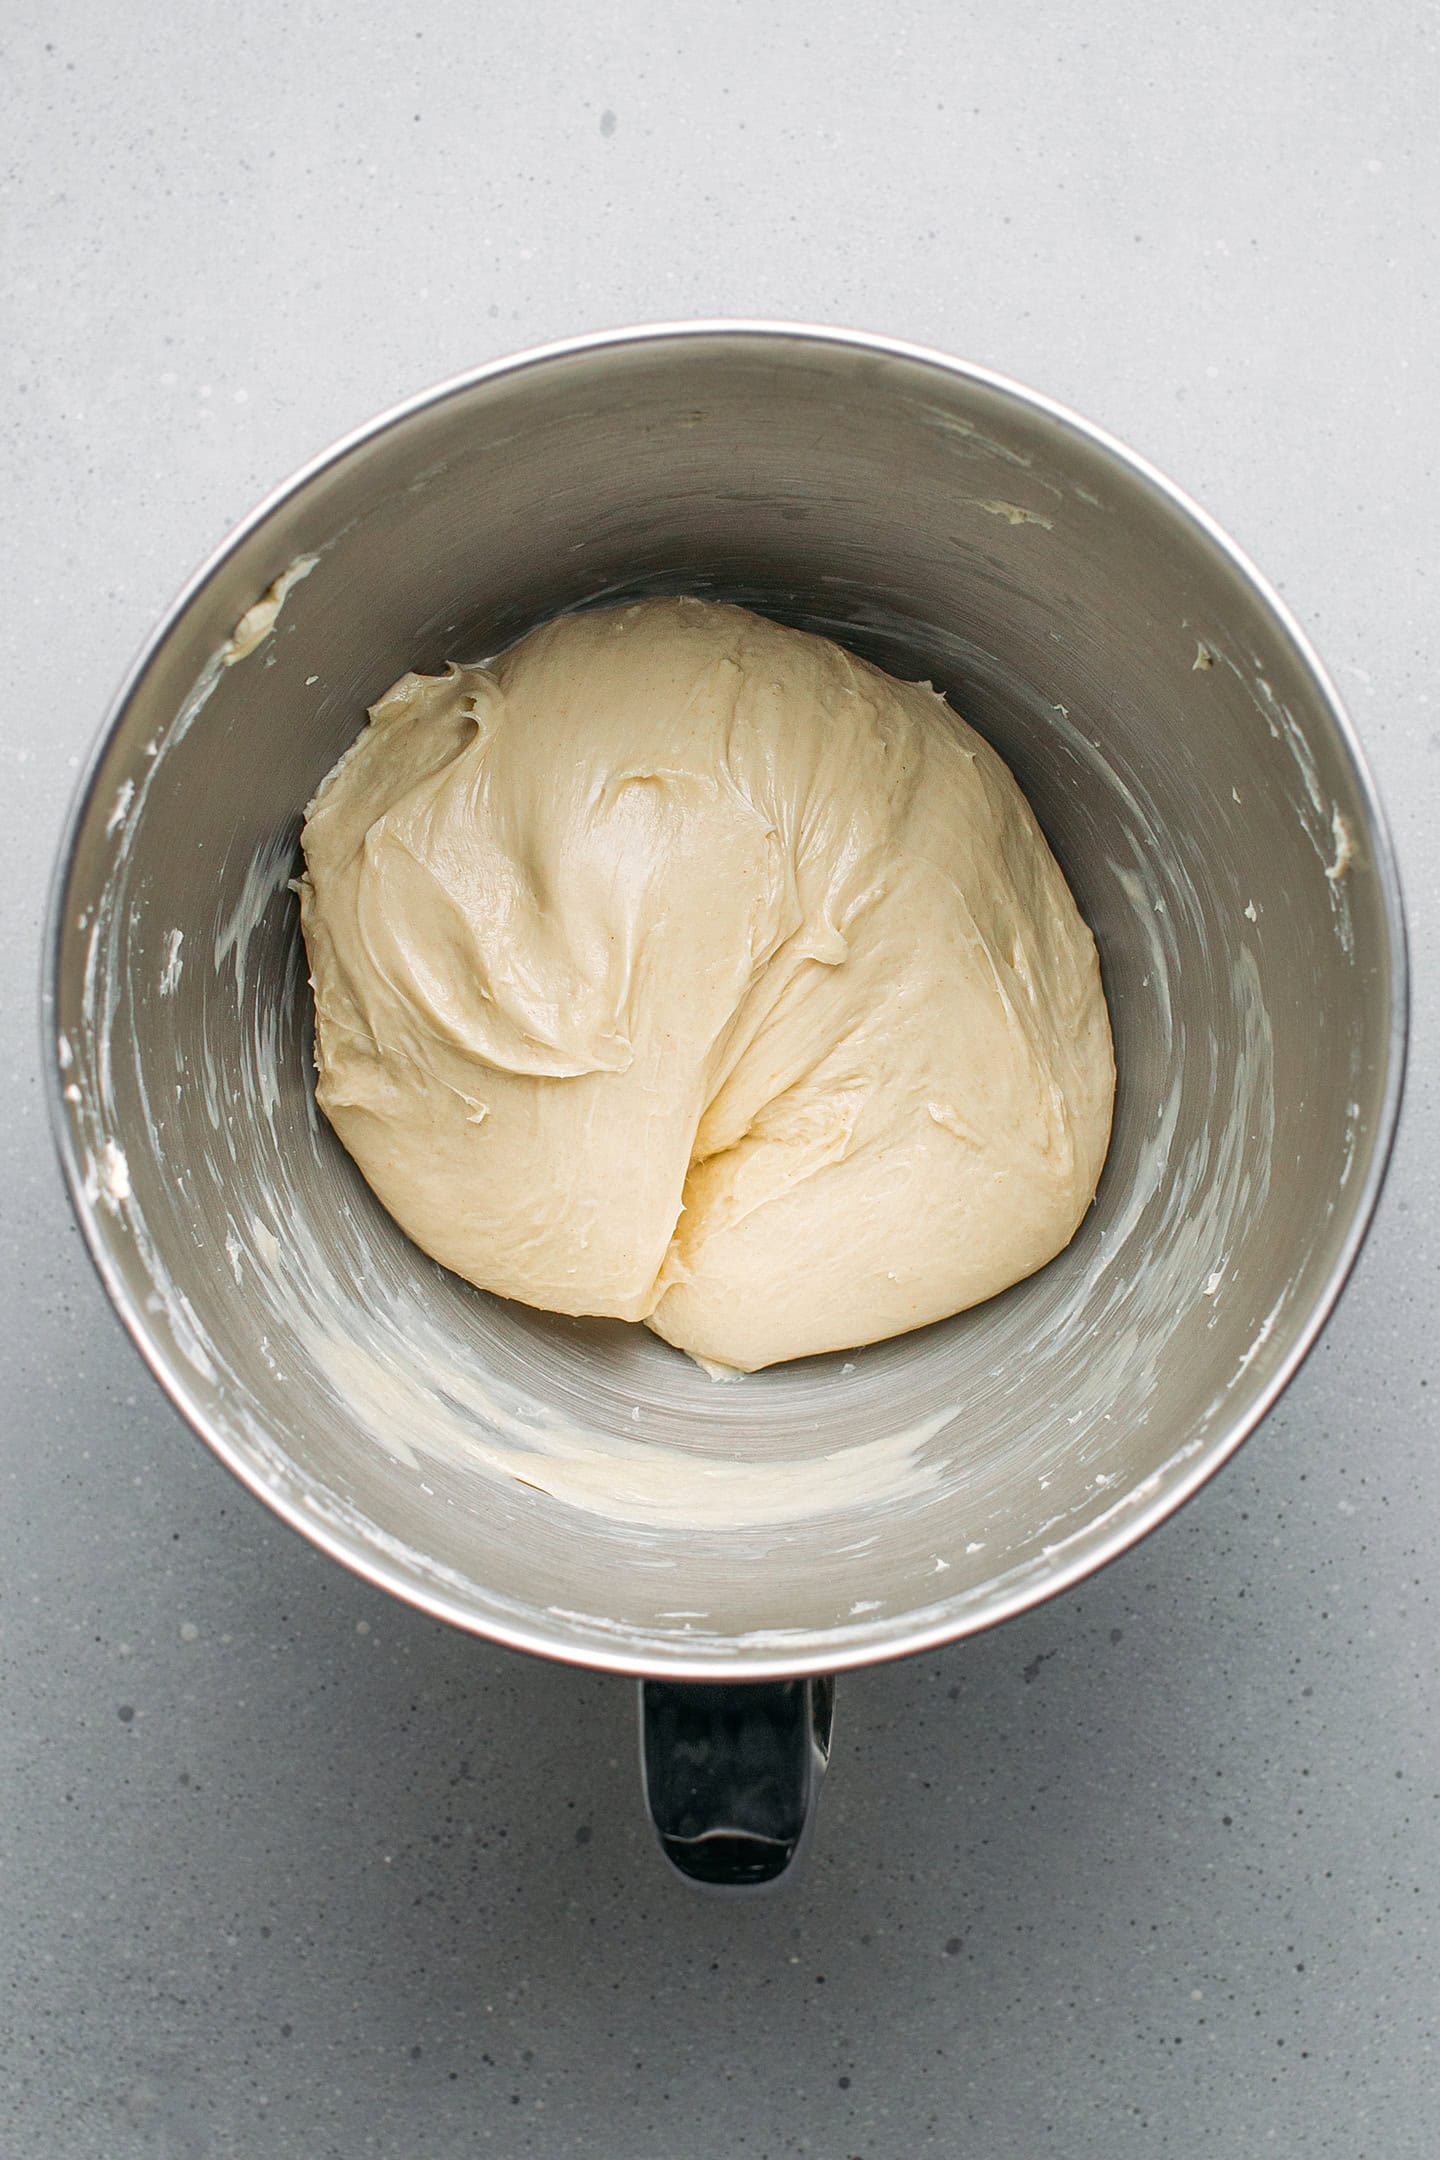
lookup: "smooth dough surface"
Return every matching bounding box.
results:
[297,599,1114,1371]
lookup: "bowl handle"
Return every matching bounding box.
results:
[639,1675,835,1890]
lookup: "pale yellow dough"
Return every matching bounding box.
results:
[297,599,1114,1371]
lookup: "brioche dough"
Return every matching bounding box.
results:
[296,599,1113,1371]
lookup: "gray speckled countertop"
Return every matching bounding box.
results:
[4,5,1438,2154]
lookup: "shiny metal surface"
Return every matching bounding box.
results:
[45,324,1406,1679]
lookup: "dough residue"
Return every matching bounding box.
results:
[296,598,1114,1371]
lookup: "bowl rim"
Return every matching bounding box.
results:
[42,318,1411,1679]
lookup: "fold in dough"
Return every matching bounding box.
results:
[296,598,1114,1371]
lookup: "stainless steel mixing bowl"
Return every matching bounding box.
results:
[46,324,1406,1885]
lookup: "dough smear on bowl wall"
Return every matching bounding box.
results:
[296,596,1115,1372]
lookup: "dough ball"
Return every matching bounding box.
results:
[297,598,1114,1371]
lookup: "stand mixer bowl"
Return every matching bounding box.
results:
[47,324,1405,1880]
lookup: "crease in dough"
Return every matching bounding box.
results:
[297,597,1114,1371]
